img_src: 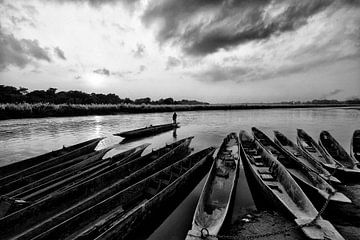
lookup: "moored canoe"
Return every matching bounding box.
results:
[240,130,344,240]
[186,132,239,240]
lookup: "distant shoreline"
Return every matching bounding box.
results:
[0,103,359,120]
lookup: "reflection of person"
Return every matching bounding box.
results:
[172,112,177,124]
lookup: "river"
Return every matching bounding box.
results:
[0,107,359,239]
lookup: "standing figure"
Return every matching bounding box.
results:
[173,112,177,124]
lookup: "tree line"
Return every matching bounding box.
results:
[0,85,209,105]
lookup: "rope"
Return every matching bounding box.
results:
[187,187,336,239]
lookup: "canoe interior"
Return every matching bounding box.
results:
[0,137,103,178]
[0,137,192,240]
[192,132,239,236]
[240,130,345,240]
[274,130,330,177]
[297,129,337,166]
[240,130,317,219]
[320,131,358,169]
[29,146,211,240]
[114,123,179,138]
[252,128,341,204]
[69,147,215,240]
[351,129,360,162]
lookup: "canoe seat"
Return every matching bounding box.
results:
[305,146,316,153]
[254,161,265,167]
[260,173,276,181]
[257,169,271,175]
[268,184,283,193]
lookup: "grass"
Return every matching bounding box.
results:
[0,102,354,120]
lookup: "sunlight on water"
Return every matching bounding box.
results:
[0,108,359,240]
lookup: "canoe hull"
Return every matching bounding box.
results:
[114,123,179,139]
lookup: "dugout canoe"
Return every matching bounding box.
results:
[0,144,148,218]
[186,133,240,240]
[274,130,340,184]
[0,137,193,240]
[252,127,350,205]
[114,123,179,139]
[319,131,359,169]
[350,130,360,162]
[34,147,215,240]
[3,143,149,202]
[0,137,103,185]
[297,129,360,182]
[240,130,344,240]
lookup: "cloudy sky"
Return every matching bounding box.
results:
[0,0,359,103]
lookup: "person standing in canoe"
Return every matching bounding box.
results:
[173,112,177,124]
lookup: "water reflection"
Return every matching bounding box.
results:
[0,108,359,239]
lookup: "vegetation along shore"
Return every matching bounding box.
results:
[1,85,359,120]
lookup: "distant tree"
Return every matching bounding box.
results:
[135,97,151,104]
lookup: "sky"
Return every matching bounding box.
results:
[0,0,359,103]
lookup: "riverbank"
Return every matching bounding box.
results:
[0,103,359,120]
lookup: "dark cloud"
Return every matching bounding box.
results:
[166,56,182,70]
[132,44,145,58]
[54,47,66,60]
[93,68,110,76]
[0,29,52,71]
[142,0,353,56]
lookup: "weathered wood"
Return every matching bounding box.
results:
[297,129,360,183]
[0,138,191,240]
[320,130,359,169]
[274,130,340,184]
[66,147,214,240]
[0,138,103,179]
[5,143,148,201]
[252,127,351,205]
[240,130,344,240]
[0,138,103,187]
[186,133,239,240]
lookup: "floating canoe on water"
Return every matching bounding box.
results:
[274,130,340,184]
[351,129,360,162]
[252,127,350,205]
[113,123,179,139]
[297,129,360,182]
[186,133,239,240]
[0,137,193,240]
[240,130,344,240]
[319,131,359,170]
[0,137,104,184]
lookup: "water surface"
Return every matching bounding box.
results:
[0,107,359,239]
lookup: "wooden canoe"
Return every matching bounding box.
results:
[350,129,360,162]
[0,144,148,218]
[319,131,359,169]
[0,137,104,185]
[240,130,344,240]
[186,133,239,240]
[274,130,341,184]
[252,127,350,205]
[3,143,149,201]
[32,147,215,240]
[0,137,193,240]
[113,123,179,139]
[297,129,360,183]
